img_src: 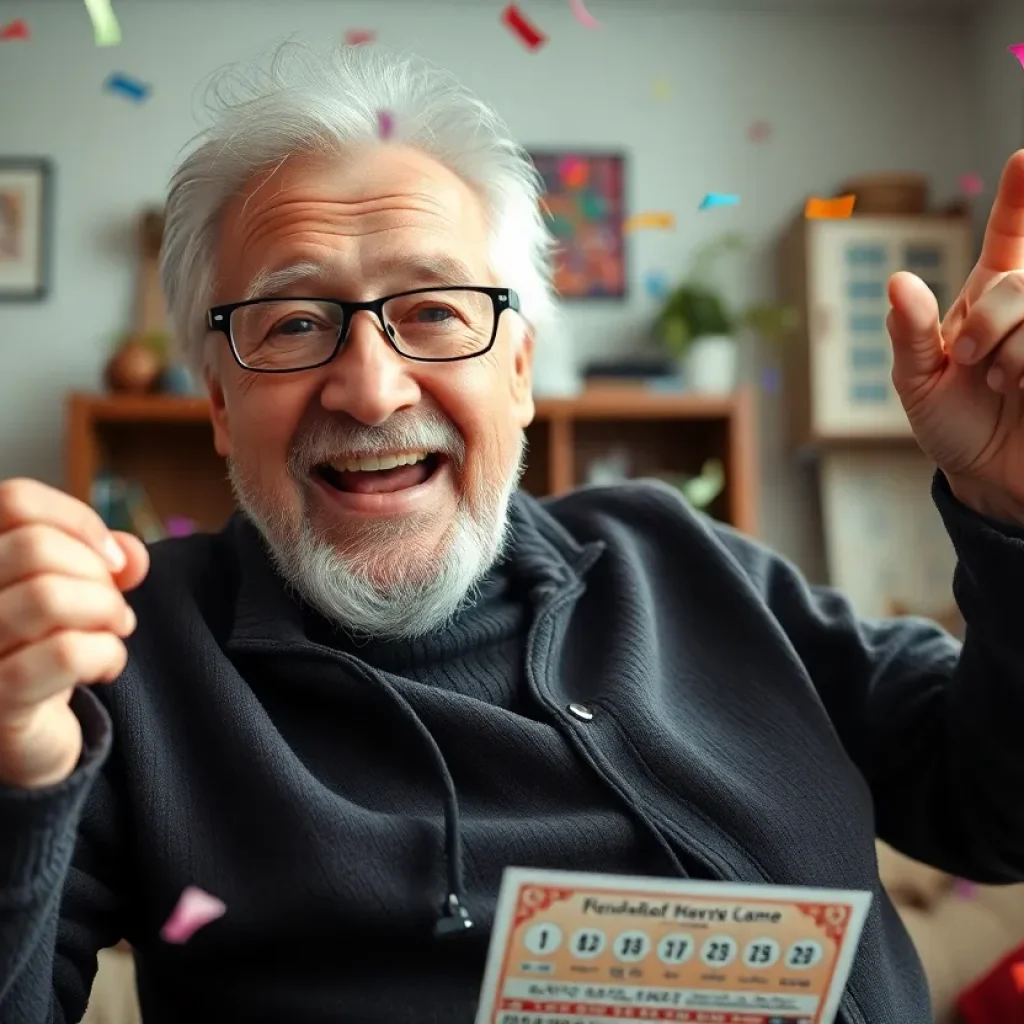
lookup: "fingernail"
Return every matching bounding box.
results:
[953,336,976,363]
[102,535,126,571]
[988,366,1005,391]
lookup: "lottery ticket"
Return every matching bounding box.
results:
[475,868,871,1024]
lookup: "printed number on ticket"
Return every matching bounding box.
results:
[475,868,871,1024]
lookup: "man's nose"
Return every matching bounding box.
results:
[319,310,421,426]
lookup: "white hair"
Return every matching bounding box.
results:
[160,40,562,381]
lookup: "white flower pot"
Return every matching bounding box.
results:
[683,334,738,394]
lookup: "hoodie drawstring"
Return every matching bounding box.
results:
[372,679,475,939]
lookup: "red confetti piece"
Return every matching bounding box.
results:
[1009,42,1024,70]
[160,886,226,944]
[378,111,394,140]
[502,4,547,51]
[958,172,984,197]
[0,19,30,41]
[1013,961,1024,991]
[345,29,375,46]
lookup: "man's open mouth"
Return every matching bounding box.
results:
[314,451,442,495]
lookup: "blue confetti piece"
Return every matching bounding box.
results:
[699,193,740,211]
[105,72,150,103]
[645,272,669,300]
[760,365,781,393]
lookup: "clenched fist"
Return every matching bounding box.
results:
[0,479,149,789]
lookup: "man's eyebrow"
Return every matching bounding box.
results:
[244,262,330,300]
[243,254,479,301]
[373,253,477,287]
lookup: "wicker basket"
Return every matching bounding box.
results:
[840,174,929,215]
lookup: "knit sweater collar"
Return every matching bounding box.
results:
[223,490,605,654]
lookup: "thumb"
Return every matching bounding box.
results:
[887,271,945,389]
[109,530,150,593]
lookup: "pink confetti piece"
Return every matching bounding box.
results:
[1009,42,1024,70]
[958,172,984,197]
[345,29,375,46]
[569,0,601,30]
[748,120,772,144]
[160,886,226,944]
[953,878,978,899]
[377,111,394,140]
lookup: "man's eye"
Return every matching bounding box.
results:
[413,306,455,324]
[274,317,320,335]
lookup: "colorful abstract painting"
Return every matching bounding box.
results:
[530,151,626,300]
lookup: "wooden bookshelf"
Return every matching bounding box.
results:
[65,386,759,535]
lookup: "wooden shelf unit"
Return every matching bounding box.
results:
[65,387,759,535]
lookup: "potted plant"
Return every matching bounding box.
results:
[655,233,798,393]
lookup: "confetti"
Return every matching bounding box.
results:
[502,3,547,51]
[105,72,150,102]
[0,18,29,40]
[1009,42,1024,70]
[1013,961,1024,991]
[699,193,740,210]
[804,194,856,219]
[345,29,375,45]
[569,0,601,29]
[953,878,978,899]
[760,365,781,394]
[958,172,984,197]
[748,120,772,143]
[160,886,226,944]
[624,212,675,232]
[652,78,670,102]
[83,0,121,46]
[644,272,669,300]
[378,111,394,140]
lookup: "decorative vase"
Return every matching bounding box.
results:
[159,364,198,396]
[105,338,162,394]
[683,334,738,394]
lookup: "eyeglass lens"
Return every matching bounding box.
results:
[230,290,496,370]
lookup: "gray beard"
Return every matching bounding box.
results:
[227,437,525,640]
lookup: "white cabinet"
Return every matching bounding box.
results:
[780,216,973,444]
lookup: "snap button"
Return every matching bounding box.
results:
[567,703,594,721]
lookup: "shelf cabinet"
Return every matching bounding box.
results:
[65,387,759,536]
[779,215,973,444]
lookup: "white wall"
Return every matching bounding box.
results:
[0,0,974,572]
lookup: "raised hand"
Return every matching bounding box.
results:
[0,479,148,789]
[887,150,1024,522]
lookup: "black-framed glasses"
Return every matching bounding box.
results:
[207,286,521,374]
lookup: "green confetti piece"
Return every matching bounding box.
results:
[84,0,121,46]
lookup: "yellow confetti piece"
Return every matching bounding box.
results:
[652,78,670,102]
[84,0,121,46]
[804,194,856,219]
[624,212,675,232]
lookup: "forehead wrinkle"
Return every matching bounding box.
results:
[237,189,469,256]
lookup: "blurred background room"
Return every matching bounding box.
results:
[3,0,1024,1020]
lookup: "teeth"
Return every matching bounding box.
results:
[328,451,430,473]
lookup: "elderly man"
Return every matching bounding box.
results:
[2,42,1024,1024]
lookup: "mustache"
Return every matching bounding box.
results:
[287,409,466,477]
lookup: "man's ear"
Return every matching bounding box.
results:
[206,370,233,457]
[510,326,535,428]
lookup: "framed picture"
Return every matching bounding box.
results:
[0,158,53,301]
[530,150,626,300]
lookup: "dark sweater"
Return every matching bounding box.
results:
[3,474,1024,1024]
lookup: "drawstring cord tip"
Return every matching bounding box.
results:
[434,892,475,938]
